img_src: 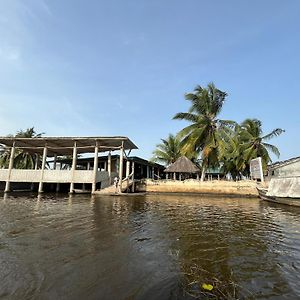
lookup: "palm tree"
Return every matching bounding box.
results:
[0,127,44,169]
[239,118,284,171]
[173,83,235,181]
[219,124,249,179]
[151,134,182,165]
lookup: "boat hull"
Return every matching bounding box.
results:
[257,187,300,207]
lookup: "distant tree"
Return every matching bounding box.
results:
[0,127,44,169]
[173,83,235,180]
[239,119,284,171]
[151,134,182,165]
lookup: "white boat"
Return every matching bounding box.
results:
[257,177,300,207]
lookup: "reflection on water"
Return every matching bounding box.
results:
[0,193,299,299]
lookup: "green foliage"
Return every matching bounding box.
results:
[0,127,44,169]
[152,83,285,179]
[151,134,182,165]
[173,83,235,178]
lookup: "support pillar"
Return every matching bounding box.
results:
[146,166,150,178]
[131,161,135,192]
[38,146,47,193]
[173,172,176,180]
[126,160,130,178]
[125,159,130,192]
[104,161,107,171]
[5,142,16,193]
[108,151,112,185]
[118,142,124,193]
[87,161,91,170]
[152,166,154,179]
[92,142,99,193]
[69,142,77,193]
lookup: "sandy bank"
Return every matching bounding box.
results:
[136,179,258,197]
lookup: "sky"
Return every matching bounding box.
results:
[0,0,299,161]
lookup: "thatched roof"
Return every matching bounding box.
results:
[164,156,200,173]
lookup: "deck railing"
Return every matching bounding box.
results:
[0,169,109,184]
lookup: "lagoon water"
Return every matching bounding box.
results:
[0,193,299,299]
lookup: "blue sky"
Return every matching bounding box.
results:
[0,0,299,161]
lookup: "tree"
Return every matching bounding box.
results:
[239,118,284,171]
[173,83,235,181]
[151,134,182,165]
[0,127,44,169]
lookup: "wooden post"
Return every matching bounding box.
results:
[196,173,200,180]
[87,161,91,170]
[69,141,77,193]
[5,142,16,193]
[92,142,99,193]
[166,173,168,179]
[152,166,154,179]
[173,172,176,180]
[38,146,47,193]
[108,151,112,185]
[179,173,182,181]
[118,141,124,192]
[146,165,150,178]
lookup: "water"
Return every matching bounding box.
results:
[0,193,299,299]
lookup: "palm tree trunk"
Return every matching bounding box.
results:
[200,166,206,182]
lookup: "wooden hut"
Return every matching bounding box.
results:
[164,156,200,180]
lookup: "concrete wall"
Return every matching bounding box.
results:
[273,160,300,177]
[136,179,258,196]
[0,169,109,184]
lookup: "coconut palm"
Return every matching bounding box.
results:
[173,83,235,180]
[239,119,284,171]
[0,127,44,169]
[151,134,182,165]
[219,124,250,179]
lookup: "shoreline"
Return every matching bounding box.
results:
[135,179,259,197]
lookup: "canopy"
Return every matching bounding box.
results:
[0,136,138,156]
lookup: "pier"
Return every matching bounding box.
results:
[0,136,138,194]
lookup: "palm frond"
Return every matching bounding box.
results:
[262,128,285,141]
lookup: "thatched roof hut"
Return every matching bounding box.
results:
[164,156,200,173]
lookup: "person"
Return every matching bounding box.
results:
[114,176,119,193]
